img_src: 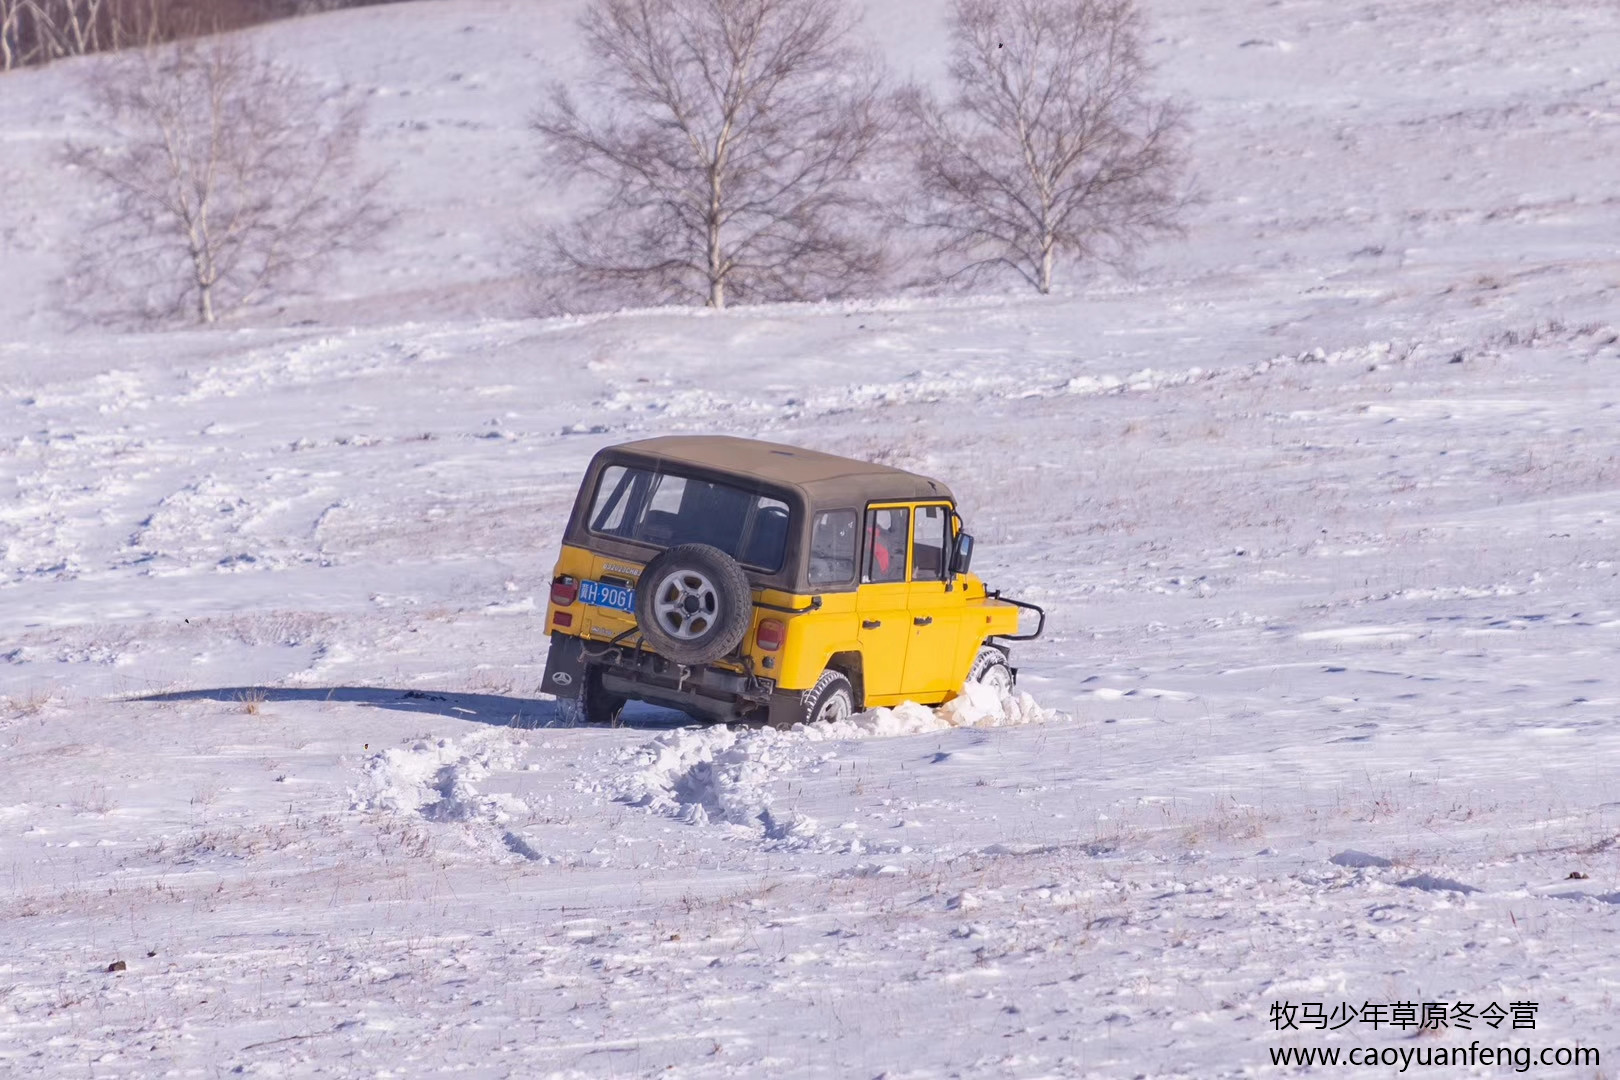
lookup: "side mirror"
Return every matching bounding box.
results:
[950,533,975,574]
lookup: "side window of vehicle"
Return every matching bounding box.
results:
[863,506,909,584]
[911,504,947,581]
[738,496,792,571]
[808,509,857,585]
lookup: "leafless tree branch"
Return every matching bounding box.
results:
[60,38,392,326]
[902,0,1190,294]
[532,0,890,312]
[0,0,418,70]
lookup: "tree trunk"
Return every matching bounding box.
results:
[192,238,216,323]
[1037,193,1056,294]
[0,0,16,71]
[706,164,725,309]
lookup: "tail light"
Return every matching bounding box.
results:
[550,575,578,606]
[755,618,785,652]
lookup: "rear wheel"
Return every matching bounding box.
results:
[799,669,856,726]
[554,666,626,726]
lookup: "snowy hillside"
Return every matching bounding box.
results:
[2,0,1619,1076]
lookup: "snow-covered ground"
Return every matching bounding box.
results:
[3,0,1619,1076]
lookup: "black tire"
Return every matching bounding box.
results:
[634,543,753,665]
[966,645,1013,694]
[554,666,626,726]
[798,669,856,727]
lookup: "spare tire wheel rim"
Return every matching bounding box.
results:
[652,569,720,641]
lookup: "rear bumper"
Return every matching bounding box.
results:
[543,631,775,722]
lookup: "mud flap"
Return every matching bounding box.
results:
[542,632,588,695]
[765,691,806,728]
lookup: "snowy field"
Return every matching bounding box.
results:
[3,0,1620,1076]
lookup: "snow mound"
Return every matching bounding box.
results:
[801,679,1058,741]
[613,724,819,842]
[613,681,1059,844]
[351,732,528,827]
[1397,873,1482,895]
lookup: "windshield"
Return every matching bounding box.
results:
[586,464,792,572]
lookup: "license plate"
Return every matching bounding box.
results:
[578,579,636,613]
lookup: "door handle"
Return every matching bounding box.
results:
[913,616,933,626]
[862,619,881,629]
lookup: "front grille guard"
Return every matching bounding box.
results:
[988,591,1046,641]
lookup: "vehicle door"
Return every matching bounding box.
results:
[856,504,912,700]
[901,502,962,697]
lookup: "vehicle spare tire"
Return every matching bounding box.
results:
[634,543,753,665]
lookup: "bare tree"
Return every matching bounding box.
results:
[0,0,65,68]
[51,0,110,56]
[62,38,390,325]
[902,0,1189,294]
[534,0,889,311]
[0,0,25,69]
[0,0,384,72]
[2,0,132,68]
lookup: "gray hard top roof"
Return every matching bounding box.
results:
[602,436,953,506]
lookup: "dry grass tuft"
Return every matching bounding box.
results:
[3,688,57,719]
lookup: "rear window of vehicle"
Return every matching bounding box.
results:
[587,464,791,572]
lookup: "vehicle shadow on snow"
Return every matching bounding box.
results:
[140,686,695,730]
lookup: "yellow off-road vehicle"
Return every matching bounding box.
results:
[541,436,1043,726]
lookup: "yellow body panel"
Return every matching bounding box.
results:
[545,534,1024,707]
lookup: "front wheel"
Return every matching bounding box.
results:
[966,646,1013,695]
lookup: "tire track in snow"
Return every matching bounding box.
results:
[349,731,542,861]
